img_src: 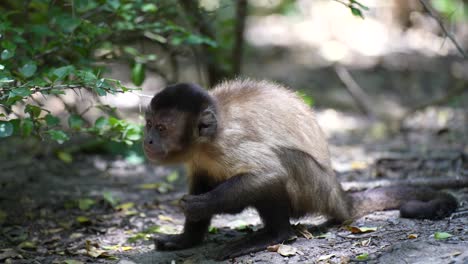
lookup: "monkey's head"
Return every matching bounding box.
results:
[144,83,218,163]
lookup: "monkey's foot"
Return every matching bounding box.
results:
[216,228,294,260]
[154,234,200,251]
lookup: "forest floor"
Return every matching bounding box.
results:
[0,104,467,264]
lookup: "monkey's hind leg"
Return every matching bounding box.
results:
[216,200,295,260]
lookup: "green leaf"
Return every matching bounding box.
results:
[1,49,14,60]
[76,70,97,84]
[25,104,42,118]
[208,226,218,234]
[53,65,75,80]
[141,3,158,13]
[107,0,121,10]
[47,129,70,144]
[94,116,109,130]
[131,63,145,86]
[0,209,7,224]
[78,198,96,211]
[76,216,91,224]
[21,118,34,137]
[68,114,84,130]
[19,62,37,78]
[57,151,73,163]
[350,7,364,19]
[434,232,452,240]
[296,91,314,106]
[57,16,81,33]
[9,87,32,98]
[103,191,118,207]
[166,171,179,183]
[45,114,60,126]
[0,121,14,137]
[356,253,369,261]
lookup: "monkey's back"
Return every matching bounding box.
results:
[211,79,331,168]
[203,79,350,219]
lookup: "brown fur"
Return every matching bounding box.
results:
[185,79,350,220]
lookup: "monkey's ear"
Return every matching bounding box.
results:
[198,108,217,139]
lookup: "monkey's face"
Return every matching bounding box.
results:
[143,109,194,163]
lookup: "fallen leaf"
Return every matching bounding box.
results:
[347,226,377,234]
[267,244,279,252]
[63,260,84,264]
[158,215,174,222]
[76,216,91,224]
[434,232,452,240]
[17,241,36,250]
[294,224,313,239]
[116,202,135,211]
[85,241,116,259]
[166,171,179,182]
[340,256,350,264]
[46,228,64,234]
[102,191,118,207]
[138,182,173,193]
[0,249,22,261]
[0,210,7,224]
[78,199,96,211]
[69,233,83,239]
[276,244,297,257]
[208,226,219,234]
[356,253,369,261]
[316,232,333,239]
[360,237,371,246]
[318,253,335,261]
[351,161,367,170]
[121,246,133,251]
[408,233,418,239]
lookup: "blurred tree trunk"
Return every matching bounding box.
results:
[232,0,248,77]
[179,0,248,87]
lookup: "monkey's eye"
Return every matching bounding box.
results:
[156,124,166,132]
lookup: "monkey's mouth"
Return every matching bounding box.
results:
[143,145,167,160]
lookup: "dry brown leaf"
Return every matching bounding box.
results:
[347,226,377,234]
[267,244,280,252]
[408,233,418,239]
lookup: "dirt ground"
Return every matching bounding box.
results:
[1,102,467,264]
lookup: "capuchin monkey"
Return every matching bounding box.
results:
[143,79,458,260]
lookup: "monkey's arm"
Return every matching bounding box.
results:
[154,175,213,250]
[181,173,284,221]
[181,173,294,260]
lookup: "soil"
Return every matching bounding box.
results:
[1,104,467,264]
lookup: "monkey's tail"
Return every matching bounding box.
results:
[348,186,458,219]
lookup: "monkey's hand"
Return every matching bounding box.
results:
[180,194,212,221]
[154,234,198,251]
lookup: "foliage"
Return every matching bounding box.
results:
[0,0,216,146]
[332,0,369,19]
[431,0,468,21]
